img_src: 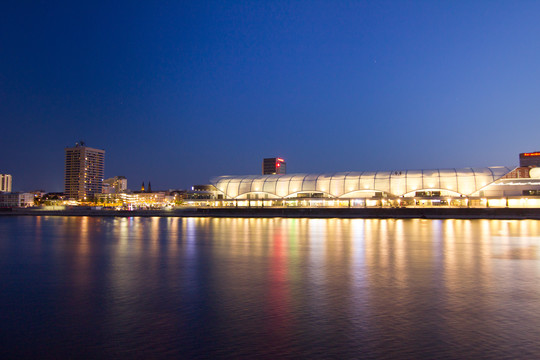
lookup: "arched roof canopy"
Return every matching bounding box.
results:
[210,167,512,199]
[234,191,282,200]
[285,191,335,199]
[339,190,391,199]
[402,189,464,197]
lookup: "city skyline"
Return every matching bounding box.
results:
[2,1,540,192]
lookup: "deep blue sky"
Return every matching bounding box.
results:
[2,1,540,191]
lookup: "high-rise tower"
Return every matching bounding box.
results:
[262,157,286,175]
[519,151,540,167]
[64,141,105,200]
[0,174,12,193]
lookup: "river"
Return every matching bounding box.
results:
[1,216,540,358]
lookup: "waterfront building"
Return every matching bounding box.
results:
[0,174,12,193]
[262,157,286,175]
[205,152,540,208]
[212,167,512,206]
[64,142,105,200]
[0,192,34,207]
[96,191,172,209]
[180,185,221,206]
[192,184,217,192]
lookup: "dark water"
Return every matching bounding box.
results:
[1,217,540,359]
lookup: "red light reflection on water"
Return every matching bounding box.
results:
[266,225,292,343]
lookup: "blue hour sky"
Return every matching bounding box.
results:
[2,1,540,191]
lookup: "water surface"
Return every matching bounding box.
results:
[1,216,540,359]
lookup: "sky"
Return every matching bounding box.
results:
[1,1,540,192]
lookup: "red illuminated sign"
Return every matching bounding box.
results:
[523,152,540,157]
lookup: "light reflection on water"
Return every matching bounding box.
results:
[1,216,540,358]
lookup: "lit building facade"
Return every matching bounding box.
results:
[102,176,127,194]
[0,192,34,207]
[213,167,511,200]
[95,191,173,209]
[65,142,105,200]
[207,158,540,208]
[0,174,12,193]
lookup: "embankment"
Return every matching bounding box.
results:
[2,207,540,219]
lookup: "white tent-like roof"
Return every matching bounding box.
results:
[211,167,512,199]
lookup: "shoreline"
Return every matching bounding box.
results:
[2,207,540,219]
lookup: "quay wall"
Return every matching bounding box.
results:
[3,207,540,219]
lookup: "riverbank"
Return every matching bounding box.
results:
[2,207,540,219]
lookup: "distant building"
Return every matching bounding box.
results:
[102,176,127,194]
[262,157,286,175]
[102,183,113,194]
[192,184,216,192]
[187,185,221,200]
[0,174,12,193]
[519,151,540,167]
[0,192,34,207]
[182,185,221,205]
[64,141,105,200]
[29,190,47,198]
[137,181,153,193]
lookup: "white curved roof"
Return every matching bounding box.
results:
[210,167,512,199]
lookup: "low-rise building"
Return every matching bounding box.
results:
[96,191,174,209]
[0,192,35,207]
